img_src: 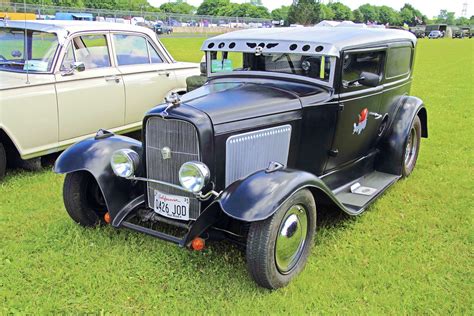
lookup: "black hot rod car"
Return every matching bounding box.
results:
[54,27,428,289]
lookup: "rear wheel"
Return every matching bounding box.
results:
[63,172,107,227]
[0,142,6,181]
[402,116,421,177]
[246,189,316,289]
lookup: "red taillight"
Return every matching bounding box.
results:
[191,237,205,251]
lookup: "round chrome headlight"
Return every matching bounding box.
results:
[178,161,210,193]
[110,149,139,178]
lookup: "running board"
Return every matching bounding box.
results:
[333,171,400,215]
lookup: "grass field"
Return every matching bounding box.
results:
[1,38,473,314]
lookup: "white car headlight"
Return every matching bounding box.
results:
[179,161,210,193]
[110,149,139,178]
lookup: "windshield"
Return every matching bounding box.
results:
[0,27,59,73]
[209,51,333,83]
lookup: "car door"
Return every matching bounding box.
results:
[55,33,125,142]
[112,33,179,125]
[325,48,385,171]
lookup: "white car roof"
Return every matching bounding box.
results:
[1,20,157,44]
[202,27,417,57]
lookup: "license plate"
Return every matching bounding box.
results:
[153,190,190,221]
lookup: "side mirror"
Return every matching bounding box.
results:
[358,71,381,87]
[61,61,85,76]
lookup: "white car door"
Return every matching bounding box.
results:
[112,33,180,124]
[55,33,125,142]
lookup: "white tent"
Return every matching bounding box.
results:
[336,21,367,28]
[316,20,340,27]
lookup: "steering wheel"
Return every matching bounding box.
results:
[0,55,7,62]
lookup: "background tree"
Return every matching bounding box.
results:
[358,3,379,23]
[319,4,334,21]
[399,3,424,25]
[287,0,319,25]
[83,0,115,10]
[271,5,289,22]
[197,0,230,16]
[352,9,364,23]
[160,1,195,15]
[455,17,469,26]
[436,9,455,25]
[327,2,352,21]
[53,0,84,7]
[378,5,400,25]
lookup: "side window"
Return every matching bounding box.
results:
[73,34,111,69]
[386,46,412,78]
[114,34,150,66]
[342,51,384,89]
[60,43,75,70]
[148,42,163,64]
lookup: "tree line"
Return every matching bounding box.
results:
[285,1,473,26]
[11,0,474,25]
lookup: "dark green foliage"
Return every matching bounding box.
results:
[327,2,352,21]
[160,2,195,15]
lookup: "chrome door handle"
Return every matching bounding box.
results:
[105,75,120,83]
[369,112,383,120]
[158,71,170,77]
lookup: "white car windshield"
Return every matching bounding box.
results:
[0,27,59,73]
[209,51,333,83]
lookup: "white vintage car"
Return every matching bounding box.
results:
[0,20,200,180]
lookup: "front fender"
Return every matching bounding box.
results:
[377,96,427,175]
[54,133,143,221]
[215,168,348,222]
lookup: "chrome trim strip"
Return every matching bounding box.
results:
[129,176,190,193]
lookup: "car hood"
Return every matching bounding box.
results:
[180,79,327,125]
[0,71,55,90]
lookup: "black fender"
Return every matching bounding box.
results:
[215,168,349,222]
[54,133,143,221]
[376,96,427,175]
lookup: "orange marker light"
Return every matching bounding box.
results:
[191,237,205,251]
[104,212,111,224]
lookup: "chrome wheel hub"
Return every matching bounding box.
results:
[275,205,308,274]
[404,127,418,167]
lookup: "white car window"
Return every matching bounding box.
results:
[60,43,75,71]
[148,42,163,64]
[114,34,150,66]
[73,34,111,69]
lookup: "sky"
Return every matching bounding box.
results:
[148,0,473,18]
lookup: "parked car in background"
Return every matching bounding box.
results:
[428,30,443,39]
[55,27,427,289]
[55,12,93,21]
[0,20,199,180]
[452,27,472,39]
[154,23,173,35]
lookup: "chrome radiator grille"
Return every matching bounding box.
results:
[145,117,201,220]
[225,125,292,186]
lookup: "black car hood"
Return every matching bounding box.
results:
[180,80,324,125]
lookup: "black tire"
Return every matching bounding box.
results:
[63,172,107,227]
[401,115,421,177]
[246,189,316,289]
[0,142,6,181]
[20,157,42,172]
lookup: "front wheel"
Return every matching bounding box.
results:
[63,172,108,227]
[246,189,316,289]
[402,116,422,177]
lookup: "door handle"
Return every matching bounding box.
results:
[104,75,120,83]
[158,71,171,77]
[368,112,383,120]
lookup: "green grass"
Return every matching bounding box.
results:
[1,38,473,314]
